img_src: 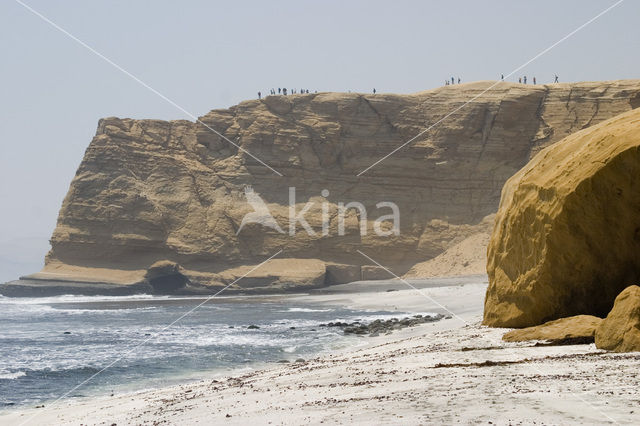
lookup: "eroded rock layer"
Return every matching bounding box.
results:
[36,81,640,291]
[484,107,640,328]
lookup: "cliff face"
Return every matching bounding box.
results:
[37,80,640,291]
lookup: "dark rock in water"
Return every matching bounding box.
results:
[247,325,260,329]
[63,331,71,335]
[289,327,296,330]
[338,314,444,336]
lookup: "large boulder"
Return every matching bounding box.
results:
[502,315,601,344]
[595,285,640,352]
[484,108,640,327]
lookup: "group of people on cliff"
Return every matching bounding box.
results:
[258,87,383,99]
[258,73,562,99]
[258,88,315,99]
[444,77,462,85]
[499,74,560,84]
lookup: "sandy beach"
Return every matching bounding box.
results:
[2,276,638,425]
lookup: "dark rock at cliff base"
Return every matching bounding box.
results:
[144,260,190,294]
[0,279,152,297]
[484,107,640,328]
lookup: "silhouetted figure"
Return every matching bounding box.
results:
[258,91,261,99]
[501,74,504,81]
[306,89,309,94]
[554,75,559,83]
[373,88,376,94]
[278,88,281,94]
[533,77,536,85]
[518,77,522,84]
[451,77,455,84]
[523,76,527,84]
[458,77,461,84]
[283,88,287,95]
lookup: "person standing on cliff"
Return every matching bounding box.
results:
[458,77,461,84]
[501,74,504,81]
[283,88,287,95]
[373,88,376,94]
[523,76,527,84]
[518,77,521,83]
[258,91,261,99]
[554,74,559,83]
[533,77,536,85]
[451,77,454,85]
[278,88,281,94]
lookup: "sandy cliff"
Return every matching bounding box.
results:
[19,80,640,293]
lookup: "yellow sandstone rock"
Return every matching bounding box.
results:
[484,107,640,327]
[595,285,640,352]
[502,315,601,343]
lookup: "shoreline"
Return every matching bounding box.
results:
[4,275,638,424]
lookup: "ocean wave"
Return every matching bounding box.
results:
[0,303,159,317]
[0,294,166,305]
[0,371,26,380]
[283,307,333,313]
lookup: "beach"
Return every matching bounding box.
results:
[3,276,638,425]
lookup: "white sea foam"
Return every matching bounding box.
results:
[0,294,164,305]
[284,307,333,313]
[0,371,26,380]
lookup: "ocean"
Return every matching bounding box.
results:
[0,293,432,409]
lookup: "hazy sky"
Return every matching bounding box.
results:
[0,0,638,282]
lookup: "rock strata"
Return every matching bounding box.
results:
[15,80,640,294]
[484,107,640,327]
